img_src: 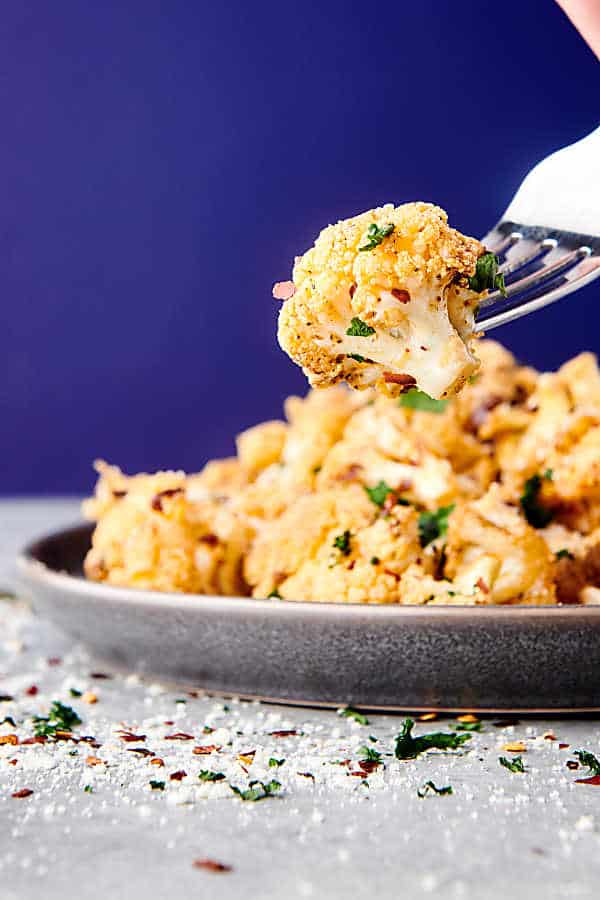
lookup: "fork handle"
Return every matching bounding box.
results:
[503,127,600,237]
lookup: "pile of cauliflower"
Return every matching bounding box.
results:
[84,341,600,605]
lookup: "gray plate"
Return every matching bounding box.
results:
[17,523,600,712]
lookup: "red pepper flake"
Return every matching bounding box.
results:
[272,281,296,301]
[476,577,490,594]
[25,685,38,696]
[193,858,232,873]
[187,690,199,699]
[332,759,351,767]
[566,761,580,770]
[8,759,18,766]
[150,758,165,767]
[383,373,417,389]
[543,733,557,741]
[193,745,221,756]
[559,743,570,750]
[575,774,600,785]
[47,657,62,667]
[358,759,380,774]
[349,770,367,777]
[349,283,357,298]
[151,488,184,513]
[390,288,411,304]
[169,770,188,781]
[11,788,33,799]
[0,734,18,746]
[164,732,195,741]
[21,736,48,745]
[90,672,112,680]
[297,772,315,781]
[127,748,155,757]
[269,730,299,738]
[163,721,174,726]
[0,694,14,702]
[199,534,219,547]
[116,730,147,743]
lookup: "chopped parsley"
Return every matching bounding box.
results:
[33,701,82,737]
[370,556,380,566]
[455,721,482,732]
[418,504,455,547]
[417,781,453,798]
[468,251,507,297]
[358,746,382,764]
[69,688,82,698]
[346,317,375,337]
[364,481,394,508]
[544,468,554,481]
[333,530,352,556]
[348,353,368,363]
[556,548,575,561]
[574,750,600,776]
[359,222,395,252]
[499,755,525,773]
[520,474,553,528]
[399,389,448,414]
[83,785,94,794]
[198,770,226,782]
[230,779,281,802]
[149,780,165,790]
[267,588,282,599]
[394,718,471,760]
[339,706,369,726]
[268,757,285,768]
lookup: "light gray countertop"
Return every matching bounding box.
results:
[1,498,600,900]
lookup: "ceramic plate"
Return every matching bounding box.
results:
[17,523,600,712]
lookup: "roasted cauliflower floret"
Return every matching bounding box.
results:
[277,202,486,399]
[83,461,251,595]
[444,486,556,605]
[244,484,421,603]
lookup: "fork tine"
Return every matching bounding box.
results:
[479,253,600,329]
[479,246,590,309]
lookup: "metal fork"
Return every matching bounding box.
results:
[477,126,600,330]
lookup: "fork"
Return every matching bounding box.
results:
[477,126,600,330]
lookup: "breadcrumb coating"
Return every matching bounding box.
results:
[277,202,485,400]
[84,342,600,605]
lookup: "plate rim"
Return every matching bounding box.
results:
[18,522,600,621]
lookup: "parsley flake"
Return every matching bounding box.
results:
[69,688,82,698]
[399,389,448,414]
[364,481,394,508]
[394,718,471,759]
[339,706,369,726]
[33,701,82,737]
[418,505,455,547]
[267,588,282,599]
[83,785,94,794]
[556,548,574,561]
[230,779,281,802]
[455,721,482,732]
[149,780,165,790]
[370,556,380,566]
[333,530,352,556]
[499,755,525,773]
[574,750,600,776]
[346,317,375,337]
[348,353,368,363]
[417,780,453,798]
[358,746,382,763]
[468,252,507,297]
[198,770,226,782]
[269,757,285,768]
[359,222,395,252]
[520,474,553,528]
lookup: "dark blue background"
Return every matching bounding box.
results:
[2,0,598,494]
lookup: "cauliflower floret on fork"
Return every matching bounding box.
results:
[276,202,493,400]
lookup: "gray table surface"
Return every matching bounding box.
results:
[2,499,600,900]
